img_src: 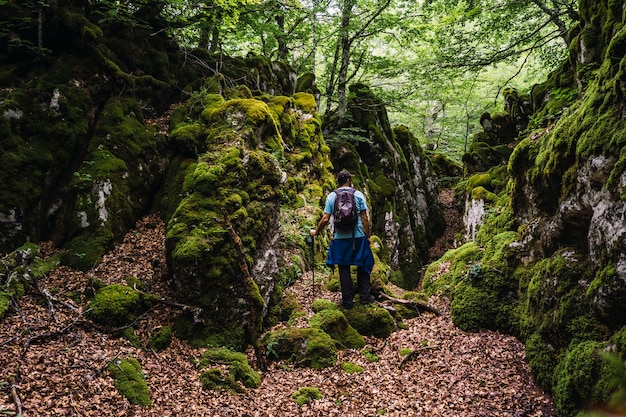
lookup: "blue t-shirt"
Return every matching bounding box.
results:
[324,187,368,239]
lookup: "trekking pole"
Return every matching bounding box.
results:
[310,234,315,296]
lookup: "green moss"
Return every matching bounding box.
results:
[265,292,305,327]
[121,327,142,349]
[341,361,364,374]
[291,386,323,406]
[198,347,261,389]
[263,327,337,369]
[199,368,244,393]
[422,242,482,294]
[106,357,151,407]
[0,291,10,319]
[174,314,247,351]
[344,304,395,338]
[311,298,340,312]
[362,348,380,362]
[293,92,317,114]
[86,284,156,327]
[147,326,173,352]
[554,341,607,417]
[310,309,365,349]
[525,332,558,391]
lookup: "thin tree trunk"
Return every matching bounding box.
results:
[336,0,356,123]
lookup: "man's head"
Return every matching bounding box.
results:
[337,169,354,186]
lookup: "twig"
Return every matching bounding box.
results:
[22,314,83,358]
[377,293,442,316]
[398,345,439,369]
[10,375,23,416]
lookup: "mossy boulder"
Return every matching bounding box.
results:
[265,292,305,328]
[309,309,366,349]
[147,326,173,352]
[106,357,151,407]
[197,347,261,391]
[311,298,339,312]
[164,88,330,347]
[262,327,337,369]
[344,304,395,338]
[86,284,157,327]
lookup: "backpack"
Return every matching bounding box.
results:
[332,188,358,231]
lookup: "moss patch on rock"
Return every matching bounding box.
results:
[262,327,337,369]
[309,309,365,349]
[106,357,151,407]
[291,386,323,406]
[343,304,395,338]
[197,347,261,391]
[86,284,157,327]
[147,326,173,352]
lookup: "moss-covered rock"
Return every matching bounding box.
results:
[344,304,395,338]
[311,298,339,312]
[106,357,151,407]
[265,292,305,328]
[310,309,365,349]
[147,326,173,352]
[262,327,337,369]
[86,284,156,327]
[197,347,261,391]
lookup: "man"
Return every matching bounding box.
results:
[310,169,376,308]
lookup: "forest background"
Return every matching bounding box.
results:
[3,0,577,161]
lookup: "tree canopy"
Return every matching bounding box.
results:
[0,0,580,158]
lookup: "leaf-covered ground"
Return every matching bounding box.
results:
[0,212,556,417]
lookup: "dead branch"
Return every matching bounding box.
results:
[22,314,83,358]
[131,284,203,321]
[377,292,442,316]
[10,375,23,416]
[398,345,439,370]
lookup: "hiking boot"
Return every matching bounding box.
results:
[359,294,376,304]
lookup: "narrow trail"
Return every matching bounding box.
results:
[0,200,558,416]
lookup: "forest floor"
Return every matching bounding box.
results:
[0,190,558,417]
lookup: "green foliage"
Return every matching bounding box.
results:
[106,358,151,407]
[291,386,323,406]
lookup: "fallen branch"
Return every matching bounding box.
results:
[131,284,204,322]
[377,293,442,316]
[10,375,23,416]
[398,345,439,369]
[22,314,83,358]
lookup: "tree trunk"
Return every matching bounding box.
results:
[336,0,356,123]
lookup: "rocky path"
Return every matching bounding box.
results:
[0,213,557,417]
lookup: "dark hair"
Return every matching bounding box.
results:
[337,170,354,185]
